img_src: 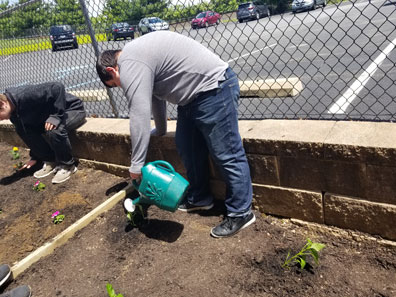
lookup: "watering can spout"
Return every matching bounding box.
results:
[125,161,189,213]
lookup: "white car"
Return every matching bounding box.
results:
[138,17,169,35]
[292,0,326,13]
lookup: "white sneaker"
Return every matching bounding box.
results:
[33,162,57,178]
[51,165,77,184]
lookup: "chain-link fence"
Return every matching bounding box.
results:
[1,0,396,121]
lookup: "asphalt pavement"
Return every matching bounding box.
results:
[1,0,395,121]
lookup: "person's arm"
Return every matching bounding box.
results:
[45,82,66,129]
[151,95,167,136]
[120,60,155,177]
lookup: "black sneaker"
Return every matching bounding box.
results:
[178,201,214,212]
[0,285,31,297]
[210,212,256,238]
[0,264,11,288]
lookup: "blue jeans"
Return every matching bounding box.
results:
[176,67,253,217]
[15,109,86,166]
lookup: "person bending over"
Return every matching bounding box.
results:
[0,82,86,184]
[96,31,255,238]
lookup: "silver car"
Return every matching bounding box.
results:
[292,0,327,13]
[138,17,169,35]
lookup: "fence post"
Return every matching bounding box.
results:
[78,0,120,118]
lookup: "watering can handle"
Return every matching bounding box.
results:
[132,179,140,191]
[152,160,175,173]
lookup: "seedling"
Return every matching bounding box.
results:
[33,180,46,191]
[282,238,325,270]
[106,283,124,297]
[10,147,20,160]
[126,204,145,227]
[13,162,23,171]
[51,211,65,224]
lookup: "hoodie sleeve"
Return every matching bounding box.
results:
[45,83,66,128]
[120,59,155,174]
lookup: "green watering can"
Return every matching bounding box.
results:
[124,160,189,213]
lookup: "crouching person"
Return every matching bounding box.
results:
[0,82,86,184]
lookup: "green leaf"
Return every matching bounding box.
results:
[310,249,319,264]
[310,242,325,252]
[297,257,306,269]
[106,284,115,297]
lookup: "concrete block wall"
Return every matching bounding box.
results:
[1,119,395,241]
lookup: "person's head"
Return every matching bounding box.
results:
[0,94,13,120]
[96,50,122,88]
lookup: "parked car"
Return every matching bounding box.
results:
[106,22,134,41]
[138,17,169,35]
[191,11,221,29]
[237,1,270,23]
[292,0,327,13]
[49,25,78,52]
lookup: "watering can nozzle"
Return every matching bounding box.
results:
[124,198,136,213]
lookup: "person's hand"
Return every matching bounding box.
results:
[20,159,37,170]
[130,172,142,181]
[44,122,56,131]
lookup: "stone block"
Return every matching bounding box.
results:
[70,132,131,166]
[0,126,25,147]
[244,138,323,159]
[159,149,186,174]
[324,193,396,241]
[279,157,366,198]
[363,164,396,204]
[253,184,324,223]
[247,154,279,185]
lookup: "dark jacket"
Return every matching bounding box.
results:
[5,82,84,134]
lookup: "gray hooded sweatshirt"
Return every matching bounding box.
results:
[118,30,228,174]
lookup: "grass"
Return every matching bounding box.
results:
[0,33,108,56]
[0,0,351,56]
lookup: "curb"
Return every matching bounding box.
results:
[11,183,134,278]
[69,77,303,102]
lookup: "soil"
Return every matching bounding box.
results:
[1,142,396,297]
[0,142,126,265]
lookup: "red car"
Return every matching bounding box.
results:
[191,11,221,29]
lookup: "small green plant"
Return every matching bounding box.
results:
[106,283,124,297]
[126,204,145,227]
[13,161,23,171]
[282,238,325,270]
[51,211,65,224]
[10,146,20,160]
[33,180,46,191]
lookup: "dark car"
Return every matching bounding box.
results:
[49,25,78,52]
[237,1,270,23]
[191,11,221,29]
[106,22,135,41]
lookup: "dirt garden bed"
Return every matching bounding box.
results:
[1,142,396,297]
[0,142,126,265]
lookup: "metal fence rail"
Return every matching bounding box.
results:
[1,0,395,121]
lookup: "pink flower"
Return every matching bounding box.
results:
[51,211,60,218]
[34,180,40,187]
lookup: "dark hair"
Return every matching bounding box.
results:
[96,50,121,87]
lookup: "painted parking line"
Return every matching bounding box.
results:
[288,43,309,49]
[66,79,100,90]
[228,43,277,63]
[56,65,90,79]
[3,55,13,62]
[328,37,396,114]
